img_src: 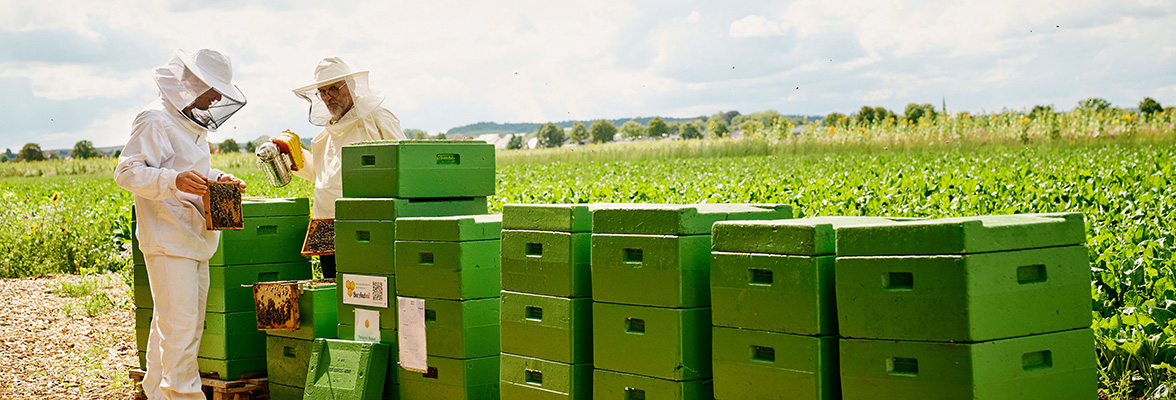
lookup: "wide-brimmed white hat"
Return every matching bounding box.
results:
[175,49,245,103]
[293,57,369,93]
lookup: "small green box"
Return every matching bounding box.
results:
[840,328,1096,400]
[337,324,400,387]
[395,240,501,300]
[209,215,311,266]
[198,356,267,380]
[592,204,793,235]
[836,245,1090,342]
[395,214,502,242]
[398,355,500,400]
[593,369,712,400]
[500,353,593,400]
[268,282,338,340]
[710,252,836,335]
[835,212,1085,256]
[335,197,488,221]
[593,302,711,381]
[268,382,306,400]
[341,140,496,199]
[335,220,396,275]
[500,291,593,364]
[711,216,906,255]
[591,234,711,308]
[135,309,268,360]
[304,339,391,400]
[421,297,500,359]
[242,197,310,218]
[267,335,314,388]
[501,230,591,297]
[134,262,313,313]
[712,327,839,400]
[501,204,595,232]
[337,274,397,330]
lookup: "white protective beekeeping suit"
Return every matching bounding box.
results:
[290,57,405,218]
[114,49,245,400]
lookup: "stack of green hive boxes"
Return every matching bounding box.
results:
[335,140,495,399]
[835,213,1096,399]
[266,281,339,400]
[498,204,596,400]
[394,214,503,400]
[133,198,314,379]
[590,204,793,400]
[709,216,901,400]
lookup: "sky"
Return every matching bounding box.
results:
[1,0,1174,152]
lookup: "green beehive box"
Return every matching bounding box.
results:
[209,215,311,266]
[132,198,310,265]
[269,382,305,400]
[304,339,391,400]
[341,140,496,199]
[398,355,500,400]
[395,214,502,242]
[200,311,267,359]
[335,220,396,275]
[134,262,313,312]
[500,230,591,297]
[135,309,267,360]
[710,252,836,335]
[337,274,397,330]
[267,335,315,388]
[712,327,839,400]
[335,197,488,221]
[711,216,907,255]
[337,324,401,395]
[591,234,711,308]
[592,204,793,236]
[268,281,338,340]
[836,245,1090,342]
[593,369,712,400]
[395,240,501,300]
[835,212,1085,256]
[501,204,595,233]
[593,302,711,381]
[198,356,267,380]
[840,328,1096,400]
[500,353,593,400]
[500,291,593,364]
[421,297,500,359]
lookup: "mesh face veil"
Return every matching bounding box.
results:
[153,49,246,131]
[292,58,384,127]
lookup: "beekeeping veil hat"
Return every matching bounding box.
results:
[153,49,246,131]
[293,57,384,126]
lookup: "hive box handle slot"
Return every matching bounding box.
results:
[749,269,773,286]
[884,272,914,290]
[1023,350,1053,371]
[436,153,461,165]
[283,346,296,358]
[361,155,376,166]
[419,252,434,265]
[525,369,543,385]
[751,345,776,363]
[623,248,643,264]
[257,225,278,235]
[356,230,370,242]
[425,309,437,322]
[525,306,544,321]
[423,366,439,379]
[625,318,645,334]
[888,357,919,376]
[625,387,646,400]
[1017,264,1047,284]
[526,243,543,257]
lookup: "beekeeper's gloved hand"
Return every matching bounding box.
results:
[176,170,208,195]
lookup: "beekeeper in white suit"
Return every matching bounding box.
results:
[290,57,405,278]
[115,49,247,400]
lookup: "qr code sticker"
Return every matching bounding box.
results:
[372,280,384,302]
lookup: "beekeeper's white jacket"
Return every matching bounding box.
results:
[115,98,226,260]
[292,108,404,218]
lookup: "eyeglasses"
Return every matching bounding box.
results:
[317,84,345,100]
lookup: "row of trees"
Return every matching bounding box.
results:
[825,97,1169,128]
[2,137,254,163]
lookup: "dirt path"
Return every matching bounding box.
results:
[0,273,138,399]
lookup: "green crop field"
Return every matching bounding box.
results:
[1,109,1174,398]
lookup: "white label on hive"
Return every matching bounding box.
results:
[340,273,389,308]
[355,309,380,342]
[398,296,428,373]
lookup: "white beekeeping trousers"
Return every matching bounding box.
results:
[142,254,210,400]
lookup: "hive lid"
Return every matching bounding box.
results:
[591,203,793,235]
[835,212,1085,256]
[395,214,502,242]
[241,197,310,218]
[502,203,619,232]
[712,216,914,255]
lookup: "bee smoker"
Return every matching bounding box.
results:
[256,130,303,188]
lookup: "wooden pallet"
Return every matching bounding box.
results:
[129,369,270,400]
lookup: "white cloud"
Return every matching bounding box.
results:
[729,15,783,38]
[685,11,701,23]
[0,63,149,100]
